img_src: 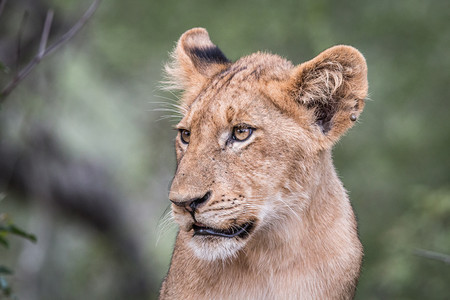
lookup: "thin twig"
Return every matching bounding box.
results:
[0,0,101,101]
[0,0,7,19]
[414,248,450,264]
[44,0,100,57]
[38,10,54,59]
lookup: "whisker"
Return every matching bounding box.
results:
[153,108,184,114]
[246,195,302,223]
[166,89,182,101]
[277,197,302,222]
[156,205,176,246]
[152,94,179,102]
[155,115,183,122]
[151,94,187,111]
[149,101,187,113]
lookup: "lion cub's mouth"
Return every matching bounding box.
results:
[192,222,254,239]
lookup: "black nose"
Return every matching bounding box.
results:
[171,191,211,212]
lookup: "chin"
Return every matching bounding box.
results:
[188,235,248,261]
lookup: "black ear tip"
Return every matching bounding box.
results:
[179,28,230,65]
[188,46,230,65]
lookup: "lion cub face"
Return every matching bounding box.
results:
[165,28,367,261]
[170,71,307,260]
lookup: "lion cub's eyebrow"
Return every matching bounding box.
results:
[225,105,257,126]
[175,123,187,130]
[175,116,190,130]
[226,106,235,123]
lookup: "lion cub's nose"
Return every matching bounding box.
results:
[170,191,211,212]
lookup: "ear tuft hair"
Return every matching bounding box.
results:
[290,45,368,139]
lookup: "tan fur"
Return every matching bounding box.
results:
[159,28,368,300]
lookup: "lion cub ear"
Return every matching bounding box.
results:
[289,46,368,146]
[164,28,231,96]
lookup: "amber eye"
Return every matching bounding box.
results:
[179,129,190,144]
[232,126,253,142]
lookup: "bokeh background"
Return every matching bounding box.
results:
[0,0,449,299]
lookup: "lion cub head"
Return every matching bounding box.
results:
[165,28,367,261]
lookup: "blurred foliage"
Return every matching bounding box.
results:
[0,0,449,299]
[0,205,36,299]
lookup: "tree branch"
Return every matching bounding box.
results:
[414,248,450,264]
[0,0,101,101]
[44,0,101,57]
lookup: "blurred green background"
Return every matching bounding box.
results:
[0,0,449,299]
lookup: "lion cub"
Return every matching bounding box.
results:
[159,28,368,300]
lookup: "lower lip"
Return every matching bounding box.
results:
[192,222,253,238]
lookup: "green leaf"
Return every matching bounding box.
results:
[0,225,37,243]
[0,266,12,275]
[0,236,8,248]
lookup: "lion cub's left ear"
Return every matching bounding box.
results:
[288,46,368,147]
[164,28,231,102]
